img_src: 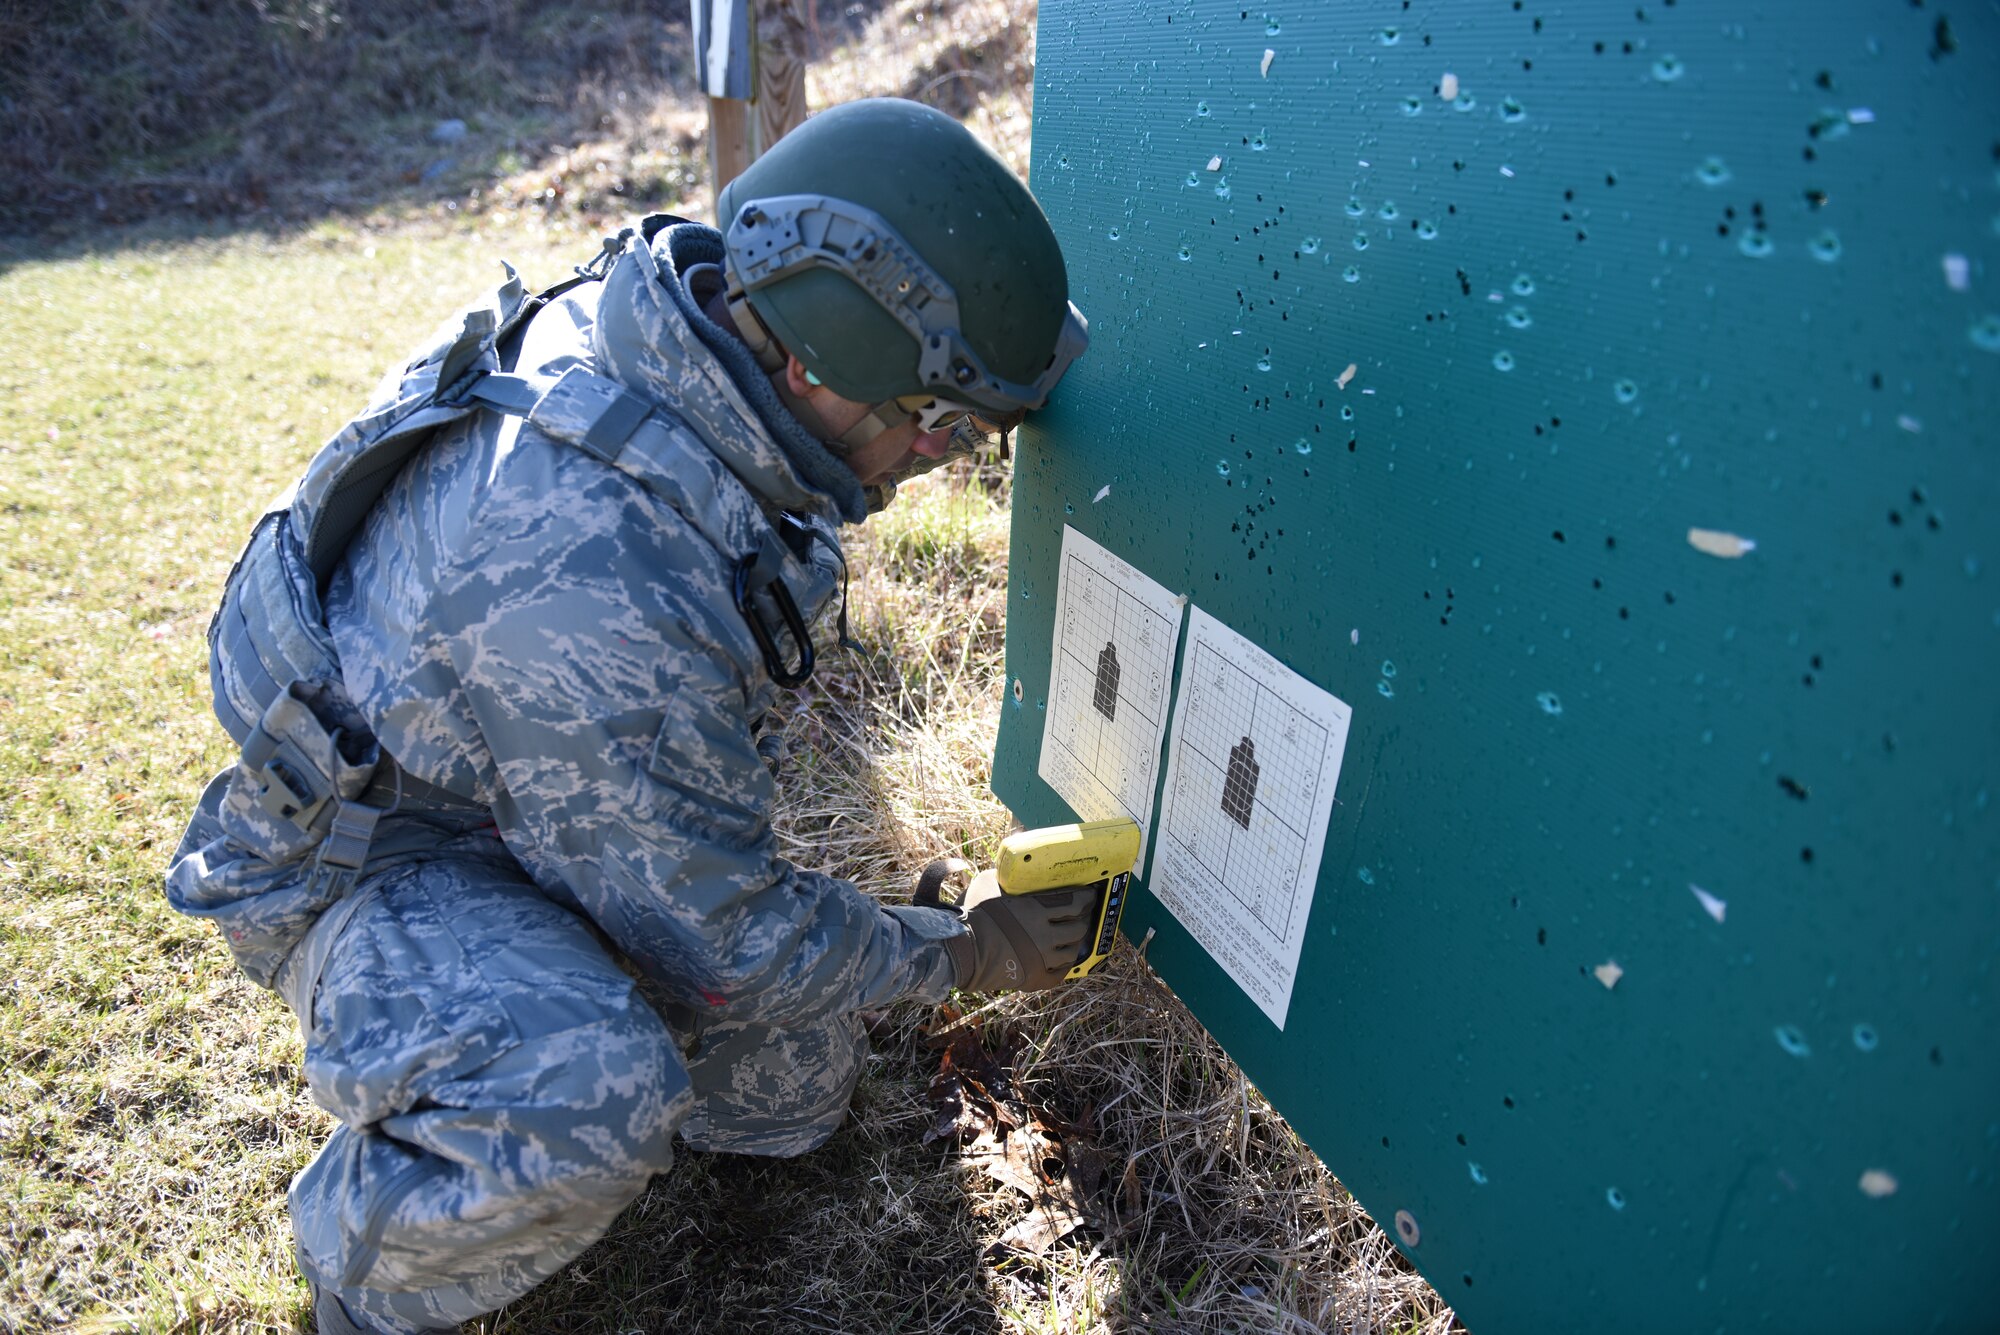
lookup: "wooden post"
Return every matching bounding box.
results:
[753,0,811,152]
[700,0,809,214]
[705,95,756,208]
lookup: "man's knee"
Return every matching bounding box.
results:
[420,1006,693,1191]
[294,1012,689,1314]
[289,864,693,1312]
[677,1011,866,1157]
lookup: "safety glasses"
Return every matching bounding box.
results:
[895,393,980,432]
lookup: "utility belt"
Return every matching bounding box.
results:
[229,676,490,903]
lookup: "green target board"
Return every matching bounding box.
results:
[990,2,1999,1327]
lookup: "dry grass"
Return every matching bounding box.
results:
[0,235,1458,1335]
[2,2,1460,1329]
[479,462,1460,1333]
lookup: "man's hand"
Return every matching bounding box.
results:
[939,868,1091,993]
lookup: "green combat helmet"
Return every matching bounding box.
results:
[717,98,1088,455]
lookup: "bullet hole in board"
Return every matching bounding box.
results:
[1619,607,1630,620]
[1503,1095,1516,1108]
[1456,1132,1467,1145]
[1537,927,1548,945]
[1552,530,1566,543]
[1806,188,1829,208]
[1663,590,1676,604]
[1382,1135,1391,1147]
[1778,775,1811,801]
[1891,571,1904,588]
[1930,1046,1943,1066]
[1800,846,1815,864]
[1931,16,1957,59]
[1815,69,1834,89]
[1464,1274,1475,1288]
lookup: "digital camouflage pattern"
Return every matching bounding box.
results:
[167,220,969,1333]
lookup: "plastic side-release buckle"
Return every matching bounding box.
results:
[241,710,336,831]
[318,800,384,872]
[733,530,815,688]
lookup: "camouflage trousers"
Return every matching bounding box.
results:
[279,854,871,1334]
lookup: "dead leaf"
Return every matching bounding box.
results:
[965,1129,1042,1199]
[996,1199,1089,1256]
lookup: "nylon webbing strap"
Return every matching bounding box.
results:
[464,367,655,465]
[463,373,543,416]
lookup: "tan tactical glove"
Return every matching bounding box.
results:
[918,861,1092,993]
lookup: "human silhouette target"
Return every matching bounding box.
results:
[1151,607,1353,1028]
[1039,527,1184,856]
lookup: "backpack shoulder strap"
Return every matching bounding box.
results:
[292,261,612,586]
[459,360,831,686]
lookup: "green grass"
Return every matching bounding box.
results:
[0,221,1458,1335]
[0,219,604,1332]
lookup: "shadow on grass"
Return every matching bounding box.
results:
[489,1013,1006,1335]
[0,0,912,276]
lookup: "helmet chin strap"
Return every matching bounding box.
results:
[723,280,906,455]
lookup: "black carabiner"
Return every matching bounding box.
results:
[734,550,816,688]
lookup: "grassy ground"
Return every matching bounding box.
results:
[0,216,1458,1335]
[2,4,1459,1330]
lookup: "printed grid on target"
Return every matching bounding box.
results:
[1048,554,1176,820]
[1163,640,1330,941]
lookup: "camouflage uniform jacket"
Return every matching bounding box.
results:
[173,220,963,1027]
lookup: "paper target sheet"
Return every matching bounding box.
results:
[1152,607,1353,1029]
[1038,526,1184,861]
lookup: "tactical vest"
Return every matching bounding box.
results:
[208,218,837,893]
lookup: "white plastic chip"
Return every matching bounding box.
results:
[1207,155,1223,171]
[1440,72,1459,101]
[1594,960,1625,989]
[1687,528,1756,559]
[1093,485,1111,504]
[1689,884,1727,924]
[1859,1169,1899,1198]
[1261,48,1276,77]
[1336,363,1358,390]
